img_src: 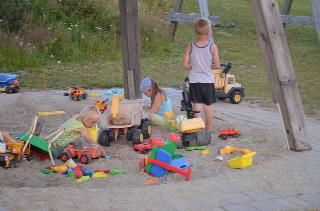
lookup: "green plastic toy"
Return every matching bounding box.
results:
[185,146,206,151]
[110,169,127,175]
[76,176,90,183]
[41,169,55,174]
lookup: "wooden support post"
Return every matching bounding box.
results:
[199,0,209,18]
[282,0,293,27]
[282,0,293,15]
[119,0,141,99]
[311,0,320,42]
[250,0,311,151]
[169,0,184,41]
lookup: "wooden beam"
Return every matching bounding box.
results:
[169,0,184,41]
[281,15,315,25]
[165,13,221,26]
[250,0,311,151]
[311,0,320,42]
[282,0,293,15]
[119,0,141,99]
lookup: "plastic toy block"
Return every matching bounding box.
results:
[110,169,127,175]
[170,158,192,170]
[150,149,171,177]
[76,176,90,183]
[82,169,94,176]
[179,118,205,133]
[92,172,108,179]
[146,146,159,173]
[147,158,192,181]
[162,141,177,156]
[51,165,68,173]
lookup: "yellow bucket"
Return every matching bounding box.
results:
[227,151,256,169]
[87,126,99,143]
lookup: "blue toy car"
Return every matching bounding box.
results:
[0,73,19,94]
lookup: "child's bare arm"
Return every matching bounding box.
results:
[149,93,163,115]
[212,44,220,69]
[182,44,192,70]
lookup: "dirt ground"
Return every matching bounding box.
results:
[0,88,319,210]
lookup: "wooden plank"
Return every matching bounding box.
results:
[282,0,293,15]
[250,0,311,151]
[281,15,315,25]
[165,13,221,26]
[199,0,209,18]
[311,0,320,42]
[119,0,141,99]
[169,0,184,41]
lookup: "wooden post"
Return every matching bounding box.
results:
[282,0,293,15]
[119,0,141,99]
[311,0,320,42]
[250,0,311,151]
[282,0,293,27]
[169,0,184,41]
[199,0,209,18]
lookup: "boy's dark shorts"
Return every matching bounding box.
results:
[189,83,216,105]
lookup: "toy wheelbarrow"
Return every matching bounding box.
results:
[99,95,152,146]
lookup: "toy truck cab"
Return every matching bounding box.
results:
[0,73,19,94]
[214,63,245,104]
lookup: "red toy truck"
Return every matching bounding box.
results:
[218,128,241,140]
[60,144,104,164]
[133,138,164,154]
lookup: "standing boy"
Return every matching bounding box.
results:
[181,18,220,131]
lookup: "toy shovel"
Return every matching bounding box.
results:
[185,146,206,151]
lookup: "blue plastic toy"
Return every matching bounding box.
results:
[0,73,19,94]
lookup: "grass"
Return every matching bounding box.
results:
[0,0,319,117]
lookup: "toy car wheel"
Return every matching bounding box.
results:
[83,93,88,99]
[5,87,13,94]
[126,128,133,141]
[26,153,33,161]
[76,95,82,101]
[108,129,115,142]
[140,119,152,139]
[229,90,242,104]
[132,129,143,145]
[233,134,239,138]
[61,151,71,162]
[141,148,149,154]
[13,87,19,93]
[219,135,228,140]
[80,154,92,164]
[98,130,111,147]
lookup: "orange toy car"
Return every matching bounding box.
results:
[70,86,88,101]
[60,144,104,164]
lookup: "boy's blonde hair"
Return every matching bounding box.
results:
[194,18,211,35]
[78,105,101,123]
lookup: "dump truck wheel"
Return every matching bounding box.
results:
[230,91,242,104]
[98,130,111,147]
[140,119,152,139]
[132,129,143,145]
[26,154,33,161]
[108,129,115,142]
[83,93,87,99]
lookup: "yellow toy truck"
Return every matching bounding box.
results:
[213,63,245,104]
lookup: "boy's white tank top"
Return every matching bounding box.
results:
[189,41,215,83]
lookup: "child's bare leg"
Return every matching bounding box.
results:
[193,103,201,118]
[203,104,213,130]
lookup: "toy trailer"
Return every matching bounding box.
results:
[99,95,151,146]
